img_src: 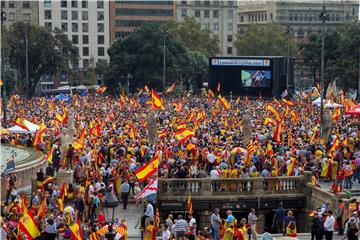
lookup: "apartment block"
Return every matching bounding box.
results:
[176,0,239,56]
[109,0,175,43]
[1,0,39,27]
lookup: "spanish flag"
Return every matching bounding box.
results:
[290,110,299,124]
[186,194,193,214]
[40,177,55,188]
[281,98,294,106]
[78,126,87,143]
[310,128,319,144]
[273,121,283,143]
[57,198,64,212]
[265,142,273,156]
[90,232,100,240]
[37,198,46,218]
[96,86,107,94]
[158,130,167,138]
[273,97,282,107]
[18,213,41,240]
[264,117,276,126]
[265,104,281,122]
[55,113,64,124]
[72,140,84,150]
[16,118,30,131]
[186,143,196,152]
[70,219,84,240]
[45,148,53,163]
[218,95,230,110]
[287,158,297,176]
[152,89,164,109]
[332,108,341,122]
[165,83,175,93]
[134,155,160,182]
[328,138,341,158]
[175,129,195,142]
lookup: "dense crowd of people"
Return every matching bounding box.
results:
[0,90,359,239]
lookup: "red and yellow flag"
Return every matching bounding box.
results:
[217,95,230,110]
[45,148,53,163]
[273,121,283,143]
[18,213,41,240]
[16,118,30,131]
[134,155,160,182]
[69,219,83,240]
[287,158,297,176]
[37,198,46,218]
[265,142,273,156]
[55,113,64,124]
[186,194,193,214]
[245,140,254,166]
[328,138,341,158]
[152,89,164,109]
[290,109,299,124]
[175,129,195,142]
[281,98,294,106]
[332,108,341,122]
[265,104,281,122]
[264,117,276,126]
[96,86,107,94]
[217,82,221,92]
[310,128,319,145]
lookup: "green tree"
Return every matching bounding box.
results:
[3,23,79,97]
[167,17,219,57]
[234,22,296,56]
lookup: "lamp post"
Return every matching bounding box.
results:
[1,10,7,127]
[101,188,120,240]
[286,25,292,94]
[319,1,329,136]
[162,30,168,93]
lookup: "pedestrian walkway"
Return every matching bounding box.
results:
[115,202,143,239]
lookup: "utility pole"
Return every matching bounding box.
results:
[25,25,29,98]
[162,30,168,93]
[286,25,292,94]
[319,1,329,136]
[1,9,7,127]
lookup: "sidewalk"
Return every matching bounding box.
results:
[115,201,143,239]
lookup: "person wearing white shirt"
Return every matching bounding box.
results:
[323,210,335,240]
[210,167,219,179]
[162,224,171,240]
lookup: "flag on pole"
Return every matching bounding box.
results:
[217,82,221,92]
[245,140,254,166]
[175,129,195,142]
[134,156,159,182]
[16,118,30,131]
[18,213,41,240]
[96,86,107,94]
[135,177,158,200]
[37,198,46,218]
[152,89,164,109]
[281,89,288,98]
[186,194,193,214]
[165,83,175,93]
[69,219,83,240]
[217,95,230,110]
[273,121,283,143]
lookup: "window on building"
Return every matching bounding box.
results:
[240,15,244,22]
[72,23,78,32]
[61,0,67,8]
[195,10,200,18]
[97,11,104,21]
[213,10,219,18]
[181,9,187,17]
[204,10,210,18]
[8,13,15,21]
[82,0,88,8]
[294,14,298,21]
[72,11,78,20]
[71,0,77,8]
[8,1,15,8]
[98,47,105,56]
[181,0,186,5]
[239,28,245,34]
[213,22,219,30]
[83,59,90,68]
[265,14,267,21]
[82,11,88,20]
[227,35,233,42]
[261,14,264,21]
[72,35,78,44]
[336,14,340,21]
[45,22,52,31]
[61,22,68,32]
[228,10,233,18]
[289,14,293,21]
[203,22,210,30]
[61,10,67,20]
[44,10,52,20]
[83,47,89,56]
[82,23,88,32]
[98,35,104,44]
[23,14,30,21]
[270,13,273,20]
[22,1,30,8]
[97,23,104,32]
[228,0,233,6]
[83,35,89,44]
[195,0,200,6]
[97,0,104,9]
[227,22,233,30]
[214,0,219,6]
[204,0,209,6]
[227,47,232,54]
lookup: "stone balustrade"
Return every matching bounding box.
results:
[158,175,305,197]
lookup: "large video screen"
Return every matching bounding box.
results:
[241,70,271,88]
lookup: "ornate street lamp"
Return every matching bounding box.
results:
[101,188,120,240]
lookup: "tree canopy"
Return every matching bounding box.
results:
[3,22,79,97]
[234,22,296,56]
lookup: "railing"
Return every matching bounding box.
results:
[158,176,306,198]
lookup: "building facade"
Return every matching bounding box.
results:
[176,0,239,56]
[109,0,175,43]
[237,0,359,43]
[1,0,39,27]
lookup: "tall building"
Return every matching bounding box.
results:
[109,0,175,43]
[176,0,239,56]
[1,0,39,27]
[237,0,359,43]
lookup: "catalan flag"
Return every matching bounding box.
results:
[18,213,41,240]
[134,155,160,182]
[186,194,193,214]
[165,83,175,93]
[69,219,83,240]
[152,89,164,109]
[96,86,107,94]
[16,118,30,131]
[175,129,195,142]
[245,140,254,166]
[155,208,160,228]
[217,95,230,110]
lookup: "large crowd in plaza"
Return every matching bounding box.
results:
[0,89,359,240]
